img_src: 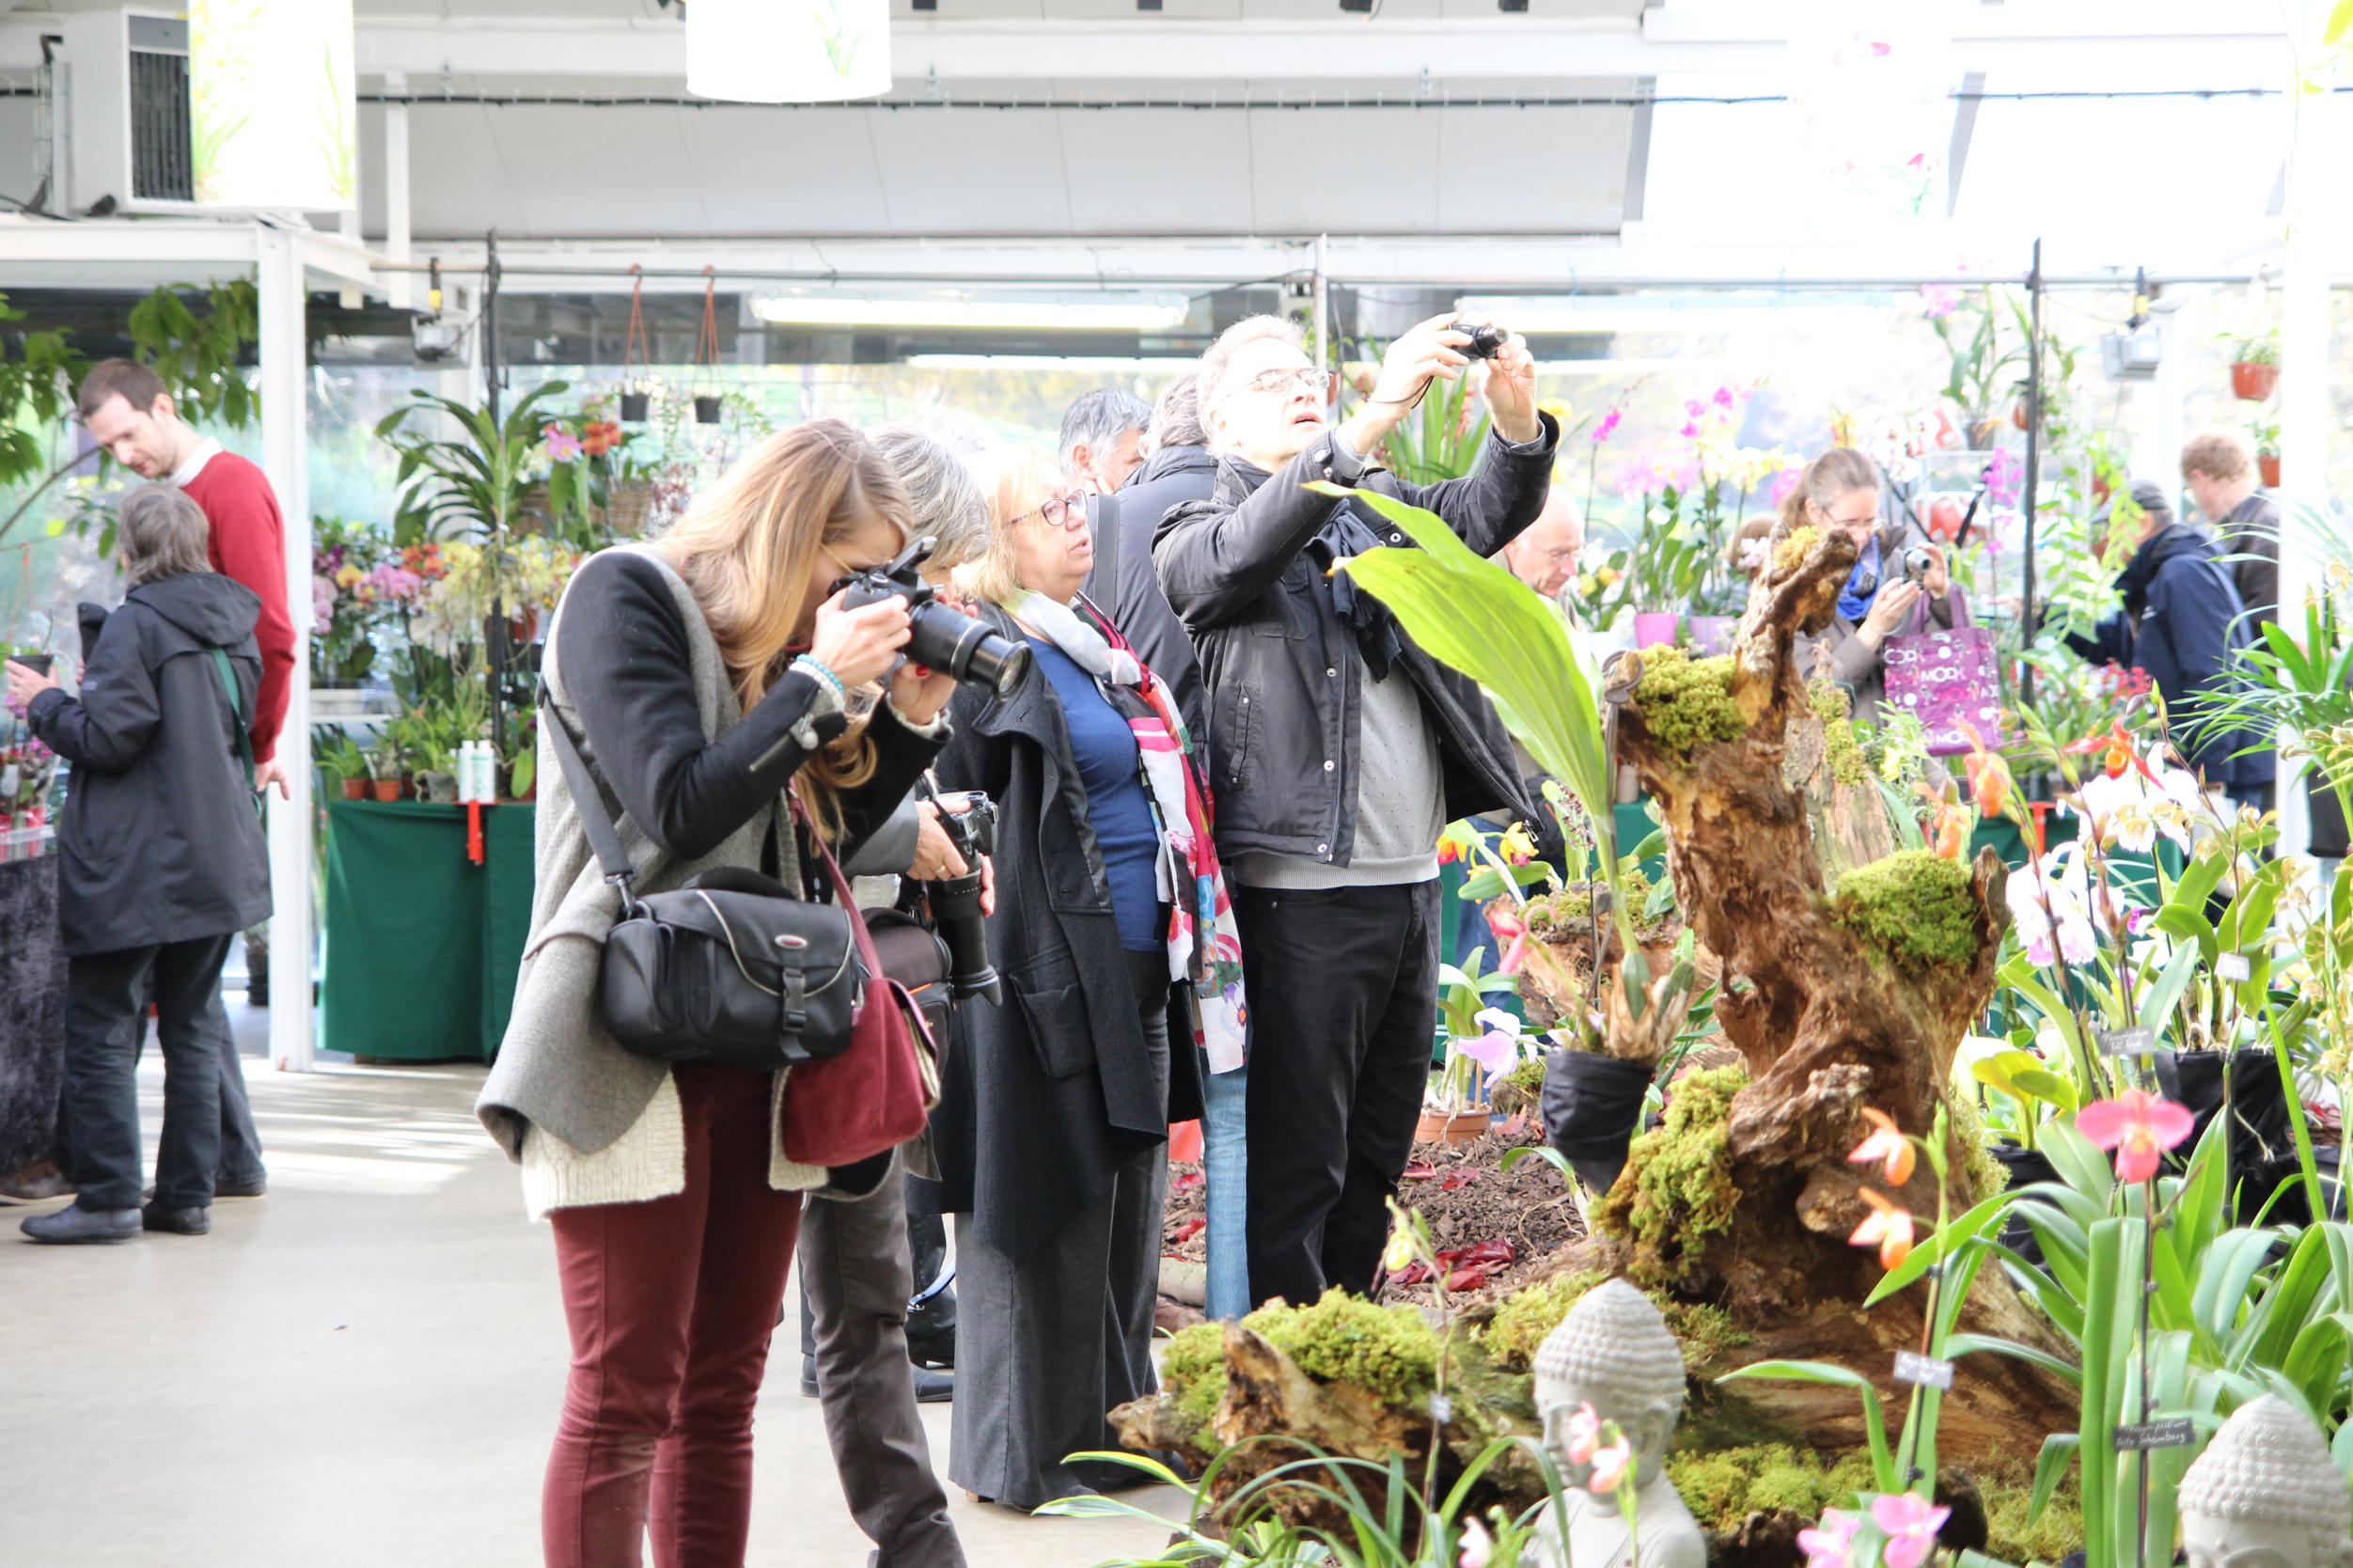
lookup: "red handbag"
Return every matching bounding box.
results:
[778,807,938,1168]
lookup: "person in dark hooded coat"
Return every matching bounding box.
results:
[8,485,269,1244]
[2063,479,2275,808]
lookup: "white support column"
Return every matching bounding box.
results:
[2130,301,2188,497]
[256,221,316,1073]
[2275,7,2340,865]
[383,71,411,309]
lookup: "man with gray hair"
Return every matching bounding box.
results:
[1059,386,1151,496]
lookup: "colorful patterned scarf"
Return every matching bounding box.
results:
[1003,590,1247,1072]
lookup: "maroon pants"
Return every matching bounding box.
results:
[543,1064,804,1568]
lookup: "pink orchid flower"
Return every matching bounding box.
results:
[1586,1435,1634,1494]
[1458,1517,1494,1568]
[2076,1090,2195,1184]
[1796,1509,1860,1568]
[1564,1401,1601,1464]
[1871,1492,1951,1568]
[1456,1010,1525,1085]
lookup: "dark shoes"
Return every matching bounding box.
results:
[912,1364,954,1403]
[21,1202,140,1245]
[144,1177,265,1201]
[142,1201,211,1235]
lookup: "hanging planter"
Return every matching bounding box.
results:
[693,266,726,425]
[2232,361,2280,401]
[619,265,652,424]
[2259,450,2282,487]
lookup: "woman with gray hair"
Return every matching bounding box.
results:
[8,484,270,1245]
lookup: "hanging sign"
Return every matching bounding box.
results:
[189,0,357,210]
[686,0,890,103]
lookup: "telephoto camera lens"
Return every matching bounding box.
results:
[837,537,1033,698]
[1457,322,1508,360]
[923,793,1001,1005]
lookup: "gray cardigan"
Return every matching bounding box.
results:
[477,545,796,1163]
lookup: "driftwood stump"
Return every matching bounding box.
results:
[1579,521,2078,1463]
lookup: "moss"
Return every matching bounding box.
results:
[1984,1466,2084,1565]
[1244,1287,1442,1404]
[1493,1055,1548,1116]
[1773,525,1823,576]
[1947,1089,2006,1204]
[1829,849,1980,975]
[1526,870,1657,939]
[1633,648,1747,758]
[1596,1065,1749,1286]
[1667,1444,1876,1531]
[1811,677,1870,787]
[1660,1300,1749,1367]
[1480,1271,1750,1377]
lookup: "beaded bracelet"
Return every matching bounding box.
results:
[792,653,847,705]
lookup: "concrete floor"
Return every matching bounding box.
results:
[0,1006,1187,1567]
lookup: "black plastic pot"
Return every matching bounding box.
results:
[620,391,651,424]
[1987,1141,2062,1266]
[1540,1049,1654,1194]
[2311,774,2349,859]
[693,394,723,425]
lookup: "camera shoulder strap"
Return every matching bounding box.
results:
[1090,492,1122,601]
[539,682,641,902]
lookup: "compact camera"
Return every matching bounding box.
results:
[1899,545,1938,586]
[836,537,1031,698]
[1454,322,1510,360]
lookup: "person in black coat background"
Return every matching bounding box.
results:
[8,485,270,1244]
[2063,480,2275,808]
[927,445,1206,1511]
[1085,373,1218,743]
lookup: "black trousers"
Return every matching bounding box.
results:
[1233,880,1441,1309]
[63,934,235,1211]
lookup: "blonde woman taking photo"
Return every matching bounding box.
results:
[478,419,955,1568]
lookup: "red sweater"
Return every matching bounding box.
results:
[181,450,295,764]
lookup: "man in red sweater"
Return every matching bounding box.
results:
[76,358,288,1199]
[77,360,295,796]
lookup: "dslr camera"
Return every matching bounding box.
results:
[920,786,1002,1006]
[837,536,1031,698]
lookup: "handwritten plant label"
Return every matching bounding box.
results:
[2112,1418,2194,1451]
[2217,952,2251,982]
[2097,1026,2157,1058]
[1893,1352,1954,1389]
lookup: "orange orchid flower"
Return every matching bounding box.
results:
[1848,1108,1917,1186]
[1849,1187,1916,1271]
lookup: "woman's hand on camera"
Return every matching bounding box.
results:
[1920,543,1951,599]
[888,659,958,727]
[1858,579,1922,648]
[810,589,911,689]
[908,801,969,882]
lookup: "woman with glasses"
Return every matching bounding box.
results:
[928,445,1243,1510]
[1784,447,1969,726]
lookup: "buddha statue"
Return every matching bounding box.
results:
[1522,1278,1705,1568]
[2180,1396,2353,1568]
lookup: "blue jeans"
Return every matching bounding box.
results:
[1200,1054,1250,1321]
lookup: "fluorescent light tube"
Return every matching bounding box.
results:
[751,293,1191,332]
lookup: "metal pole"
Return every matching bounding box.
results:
[1313,232,1330,374]
[256,222,314,1072]
[2019,238,2044,710]
[483,229,502,426]
[382,71,412,310]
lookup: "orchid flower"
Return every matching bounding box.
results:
[1457,1010,1526,1085]
[2004,841,2098,966]
[1458,1517,1495,1568]
[1565,1402,1602,1464]
[1871,1492,1952,1568]
[2076,1089,2195,1184]
[1848,1108,1917,1186]
[1586,1435,1635,1494]
[1849,1188,1916,1270]
[1796,1509,1861,1568]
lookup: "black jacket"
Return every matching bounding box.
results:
[924,602,1184,1262]
[1085,444,1219,743]
[28,573,271,957]
[1151,417,1558,866]
[2063,524,2274,788]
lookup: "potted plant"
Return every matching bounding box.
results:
[1627,488,1707,649]
[368,730,405,801]
[320,730,373,800]
[1420,949,1526,1144]
[2251,414,2282,488]
[2228,332,2280,401]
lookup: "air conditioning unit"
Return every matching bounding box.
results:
[2100,324,2163,383]
[55,9,196,215]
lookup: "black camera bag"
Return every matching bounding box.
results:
[543,693,864,1071]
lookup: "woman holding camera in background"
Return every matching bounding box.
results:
[930,445,1240,1511]
[478,419,954,1568]
[1786,447,1969,725]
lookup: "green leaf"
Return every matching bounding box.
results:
[1865,1192,2011,1306]
[2136,939,2204,1034]
[1718,1360,1894,1492]
[1944,1331,2083,1389]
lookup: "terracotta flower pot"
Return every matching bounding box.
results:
[340,777,367,800]
[370,778,402,802]
[2259,451,2282,488]
[1416,1107,1493,1146]
[2232,361,2279,401]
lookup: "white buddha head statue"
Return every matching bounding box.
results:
[1531,1278,1686,1495]
[2180,1396,2353,1568]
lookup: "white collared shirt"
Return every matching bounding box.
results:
[167,438,222,488]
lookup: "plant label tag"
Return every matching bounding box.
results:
[2097,1026,2157,1058]
[2112,1419,2194,1451]
[1892,1352,1954,1389]
[2217,952,2251,982]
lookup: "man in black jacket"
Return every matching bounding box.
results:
[1086,373,1216,741]
[2064,480,2274,809]
[1153,312,1557,1308]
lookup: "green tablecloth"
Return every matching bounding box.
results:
[322,800,535,1062]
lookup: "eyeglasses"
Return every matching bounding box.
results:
[1012,491,1090,531]
[1827,509,1881,531]
[1218,367,1334,406]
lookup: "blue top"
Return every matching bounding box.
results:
[1029,638,1164,952]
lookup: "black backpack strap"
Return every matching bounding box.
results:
[539,682,642,909]
[207,648,255,798]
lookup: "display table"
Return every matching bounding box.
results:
[321,799,535,1062]
[0,855,68,1173]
